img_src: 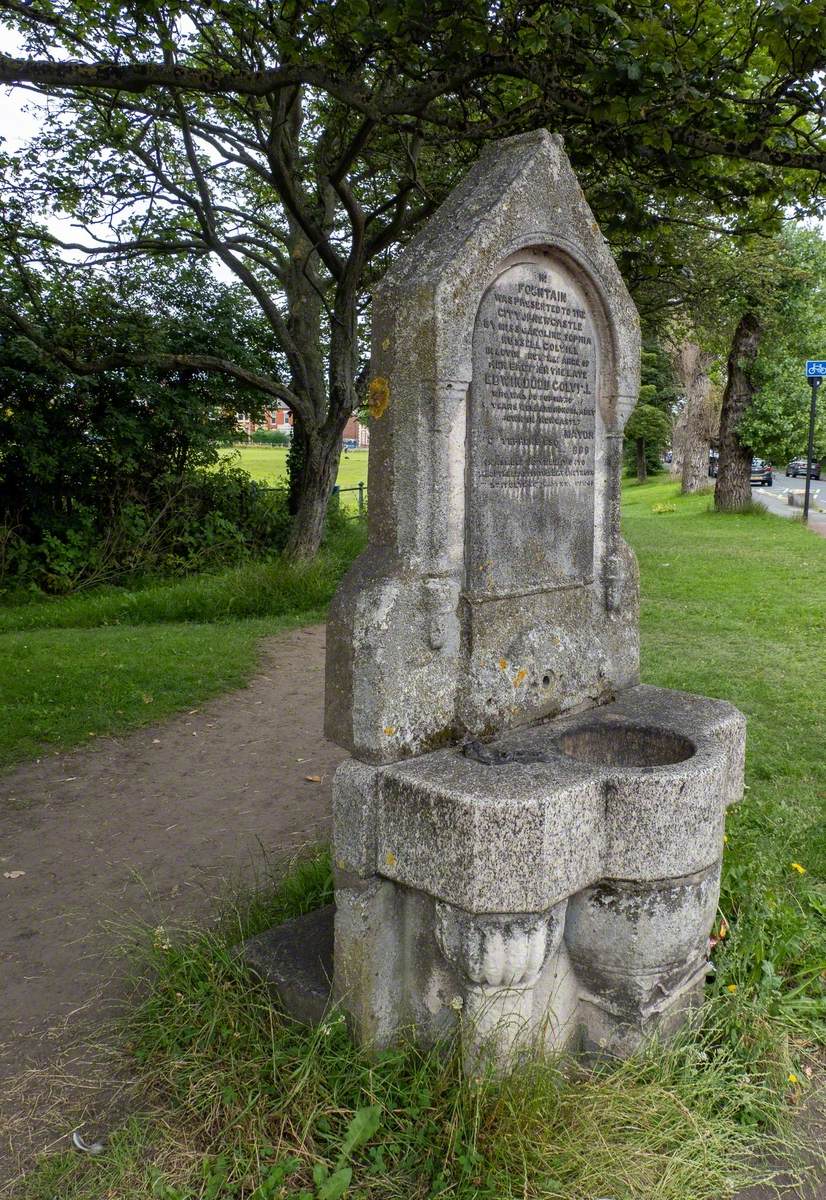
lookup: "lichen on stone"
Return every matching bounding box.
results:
[368,376,390,419]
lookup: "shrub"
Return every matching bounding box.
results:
[0,466,294,594]
[251,429,291,445]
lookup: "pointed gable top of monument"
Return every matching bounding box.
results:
[375,129,638,405]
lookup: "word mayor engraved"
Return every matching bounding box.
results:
[479,266,595,494]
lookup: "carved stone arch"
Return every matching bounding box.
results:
[326,130,641,762]
[453,240,624,609]
[434,233,626,431]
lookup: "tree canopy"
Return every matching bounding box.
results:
[1,0,824,554]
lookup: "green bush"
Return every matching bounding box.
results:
[0,261,291,595]
[251,429,291,445]
[0,466,293,594]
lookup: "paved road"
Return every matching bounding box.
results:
[748,471,826,532]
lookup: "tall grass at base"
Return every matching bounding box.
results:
[14,848,818,1200]
[0,522,366,634]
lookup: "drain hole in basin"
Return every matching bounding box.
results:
[557,722,695,767]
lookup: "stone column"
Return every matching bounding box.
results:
[435,901,568,1073]
[564,865,721,1056]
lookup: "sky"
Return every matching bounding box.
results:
[1,82,43,149]
[1,29,83,247]
[1,27,41,149]
[0,29,238,276]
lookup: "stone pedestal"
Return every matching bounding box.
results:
[331,684,744,1067]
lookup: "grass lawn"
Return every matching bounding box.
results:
[623,479,826,1039]
[7,479,826,1199]
[0,523,365,769]
[0,621,273,766]
[220,444,369,499]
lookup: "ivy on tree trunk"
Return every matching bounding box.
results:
[635,438,647,482]
[670,341,717,495]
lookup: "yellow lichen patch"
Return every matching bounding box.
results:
[368,376,390,419]
[499,658,508,671]
[514,669,527,687]
[381,337,390,350]
[385,851,397,868]
[383,725,396,736]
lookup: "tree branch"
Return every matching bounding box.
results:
[2,52,825,176]
[0,300,309,417]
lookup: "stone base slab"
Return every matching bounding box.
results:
[241,904,334,1025]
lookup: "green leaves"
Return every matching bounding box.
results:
[313,1164,352,1199]
[309,1106,382,1198]
[339,1104,382,1159]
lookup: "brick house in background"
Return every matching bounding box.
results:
[342,415,370,448]
[236,404,293,437]
[237,405,369,447]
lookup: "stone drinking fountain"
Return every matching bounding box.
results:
[245,130,745,1071]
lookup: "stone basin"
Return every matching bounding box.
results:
[330,682,746,1061]
[333,683,746,915]
[555,722,695,768]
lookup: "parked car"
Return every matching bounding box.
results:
[750,458,773,487]
[343,438,358,451]
[785,457,821,479]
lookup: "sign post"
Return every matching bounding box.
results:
[803,363,825,522]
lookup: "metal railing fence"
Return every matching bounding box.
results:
[258,481,367,519]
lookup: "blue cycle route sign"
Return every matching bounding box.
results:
[805,360,826,377]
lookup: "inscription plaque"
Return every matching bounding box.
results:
[466,253,598,597]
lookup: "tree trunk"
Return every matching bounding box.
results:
[286,411,309,517]
[283,434,343,559]
[635,437,647,482]
[715,312,762,512]
[283,214,328,519]
[277,110,361,561]
[670,340,717,493]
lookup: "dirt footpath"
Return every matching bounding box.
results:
[0,625,344,1172]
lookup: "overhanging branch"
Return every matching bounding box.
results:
[0,300,308,418]
[1,53,825,176]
